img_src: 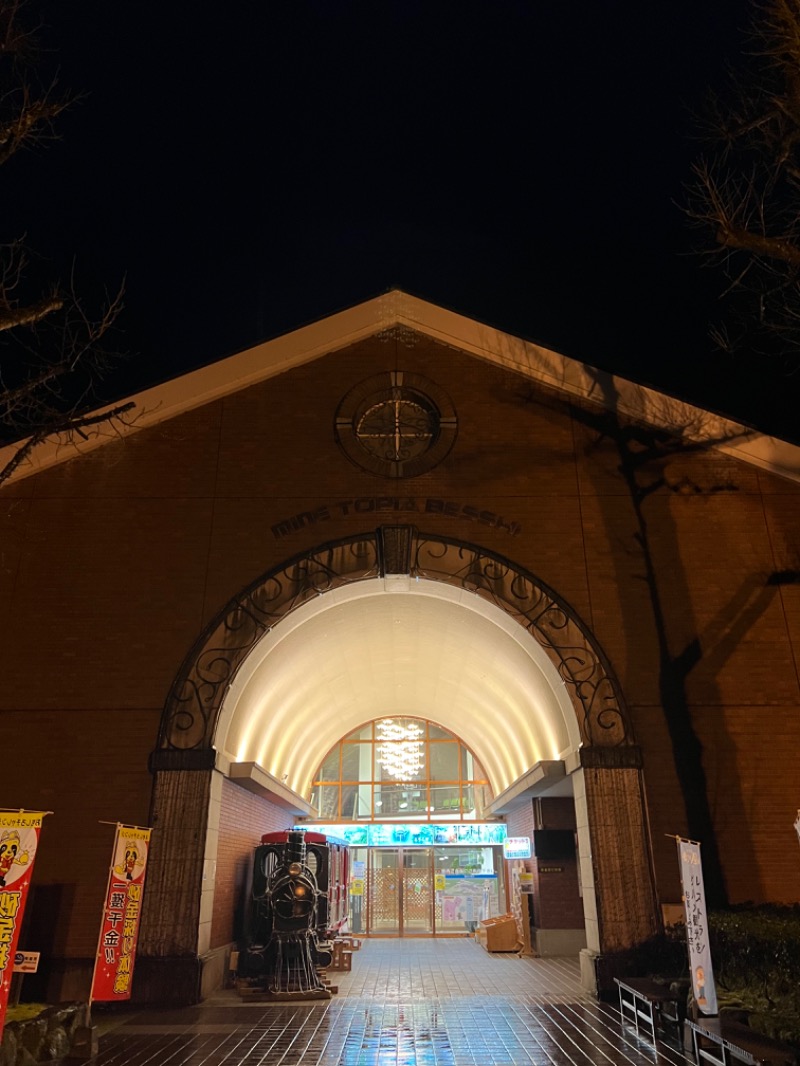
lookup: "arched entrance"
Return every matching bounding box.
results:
[139,528,659,1003]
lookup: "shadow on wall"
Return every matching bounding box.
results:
[537,371,785,908]
[18,882,79,1003]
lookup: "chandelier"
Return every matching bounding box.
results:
[376,718,424,781]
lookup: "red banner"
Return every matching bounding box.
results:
[90,825,151,1002]
[0,811,45,1040]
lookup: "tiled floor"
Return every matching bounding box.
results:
[92,940,692,1066]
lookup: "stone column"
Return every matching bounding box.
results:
[572,746,660,994]
[136,755,218,1005]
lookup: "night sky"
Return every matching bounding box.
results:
[10,1,789,437]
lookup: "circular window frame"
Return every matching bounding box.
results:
[335,371,458,478]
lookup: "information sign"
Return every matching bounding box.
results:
[503,836,531,859]
[13,951,39,974]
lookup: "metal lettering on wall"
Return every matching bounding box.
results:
[272,498,521,539]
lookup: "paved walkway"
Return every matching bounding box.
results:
[93,940,692,1066]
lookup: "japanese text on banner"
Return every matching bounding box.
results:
[677,838,718,1016]
[91,825,151,1002]
[0,811,45,1040]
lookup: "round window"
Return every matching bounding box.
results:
[335,372,457,478]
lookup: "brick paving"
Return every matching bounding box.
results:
[92,940,693,1066]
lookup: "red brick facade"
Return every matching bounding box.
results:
[505,799,584,932]
[3,320,799,999]
[211,781,291,950]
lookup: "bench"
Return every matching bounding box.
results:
[688,1017,797,1066]
[615,977,684,1047]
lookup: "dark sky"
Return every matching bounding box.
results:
[11,1,789,437]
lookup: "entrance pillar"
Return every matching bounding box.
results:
[136,755,222,1004]
[573,747,659,992]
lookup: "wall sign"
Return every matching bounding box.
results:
[305,823,508,847]
[13,951,39,973]
[503,836,532,860]
[272,498,521,539]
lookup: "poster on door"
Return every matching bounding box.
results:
[0,810,46,1041]
[441,876,495,923]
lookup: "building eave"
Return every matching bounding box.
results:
[2,288,799,487]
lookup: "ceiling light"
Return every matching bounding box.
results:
[375,718,424,781]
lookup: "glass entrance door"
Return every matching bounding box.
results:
[362,846,504,935]
[367,848,433,935]
[368,848,401,934]
[402,849,433,934]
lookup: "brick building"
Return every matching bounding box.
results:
[3,291,799,1005]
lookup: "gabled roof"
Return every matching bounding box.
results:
[2,289,799,485]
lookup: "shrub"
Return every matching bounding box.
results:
[601,904,800,1050]
[709,904,800,1047]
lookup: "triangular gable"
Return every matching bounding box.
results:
[2,288,798,485]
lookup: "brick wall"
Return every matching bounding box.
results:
[504,800,583,930]
[531,857,583,930]
[210,780,291,949]
[3,326,800,984]
[5,708,156,957]
[505,803,535,872]
[531,800,583,930]
[536,797,577,831]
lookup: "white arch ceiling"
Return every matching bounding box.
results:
[215,578,581,803]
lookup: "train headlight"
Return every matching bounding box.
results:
[289,862,302,877]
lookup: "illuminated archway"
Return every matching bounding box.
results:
[212,576,582,801]
[144,528,658,998]
[153,527,635,791]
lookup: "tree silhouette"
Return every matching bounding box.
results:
[0,0,132,486]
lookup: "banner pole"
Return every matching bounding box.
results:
[0,811,48,1042]
[90,823,152,1004]
[676,836,718,1017]
[89,823,121,1010]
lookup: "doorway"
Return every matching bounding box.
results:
[368,848,432,935]
[359,845,505,936]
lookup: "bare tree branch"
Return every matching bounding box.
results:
[687,0,800,367]
[0,81,70,165]
[0,0,134,486]
[0,400,135,484]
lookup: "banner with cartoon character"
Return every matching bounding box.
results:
[90,824,151,1002]
[677,837,718,1016]
[0,811,45,1040]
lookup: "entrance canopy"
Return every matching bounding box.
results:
[215,578,581,804]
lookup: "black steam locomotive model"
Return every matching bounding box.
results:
[238,828,349,996]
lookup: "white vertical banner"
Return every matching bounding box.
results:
[677,838,718,1016]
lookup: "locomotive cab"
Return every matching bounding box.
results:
[237,828,349,994]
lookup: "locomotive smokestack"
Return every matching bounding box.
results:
[286,829,306,868]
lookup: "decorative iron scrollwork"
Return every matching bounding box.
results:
[158,536,380,752]
[410,534,632,748]
[157,528,632,756]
